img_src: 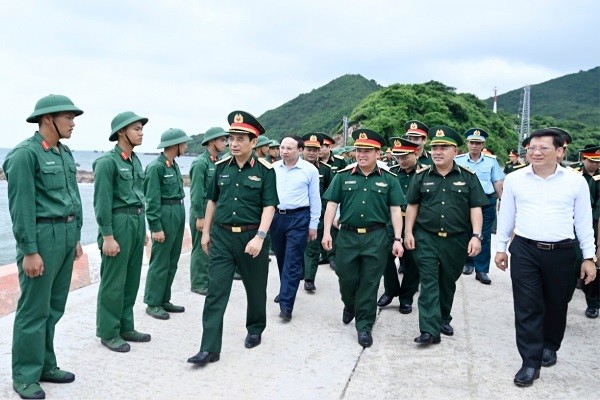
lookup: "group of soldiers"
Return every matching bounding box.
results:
[3,94,598,399]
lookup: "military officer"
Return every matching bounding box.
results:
[254,134,271,158]
[403,120,432,165]
[504,149,526,174]
[302,133,333,292]
[187,111,278,366]
[143,129,192,319]
[189,127,229,295]
[4,95,83,400]
[404,126,488,345]
[322,129,405,348]
[378,138,423,314]
[94,111,151,353]
[384,147,395,167]
[266,139,281,162]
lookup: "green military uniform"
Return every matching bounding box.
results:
[94,112,148,342]
[189,127,228,294]
[404,120,432,166]
[143,129,192,313]
[302,133,333,284]
[323,129,406,335]
[405,126,488,338]
[199,111,279,354]
[504,149,526,175]
[4,95,83,391]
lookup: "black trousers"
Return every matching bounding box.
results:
[509,235,576,368]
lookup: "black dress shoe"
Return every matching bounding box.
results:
[187,351,220,365]
[585,306,599,318]
[342,307,355,324]
[377,293,394,307]
[274,294,280,303]
[440,323,454,336]
[318,257,328,265]
[541,348,557,367]
[399,303,412,314]
[414,332,441,345]
[244,333,261,348]
[513,366,540,387]
[475,272,492,284]
[304,281,316,292]
[279,309,292,322]
[463,265,474,275]
[357,331,373,348]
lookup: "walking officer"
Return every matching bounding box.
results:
[4,94,84,399]
[322,129,405,348]
[94,111,151,353]
[189,127,229,295]
[404,126,488,345]
[187,111,278,366]
[403,120,432,165]
[143,129,192,319]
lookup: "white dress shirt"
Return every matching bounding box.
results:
[273,158,321,230]
[496,164,595,258]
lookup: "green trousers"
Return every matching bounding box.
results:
[189,214,209,292]
[304,219,324,281]
[144,204,185,306]
[570,241,600,308]
[200,225,270,353]
[382,249,419,305]
[335,228,390,332]
[413,229,468,336]
[96,212,146,339]
[12,221,77,383]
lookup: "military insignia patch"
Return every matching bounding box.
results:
[453,181,466,186]
[410,123,417,130]
[359,133,367,139]
[234,113,243,123]
[375,182,388,187]
[248,175,261,181]
[436,129,445,137]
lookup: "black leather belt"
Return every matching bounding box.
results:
[276,206,310,215]
[339,223,386,234]
[161,198,184,205]
[113,206,144,215]
[516,235,578,250]
[217,223,260,233]
[36,215,75,224]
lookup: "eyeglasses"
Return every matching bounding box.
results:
[526,146,556,153]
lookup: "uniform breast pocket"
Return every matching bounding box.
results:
[450,185,469,197]
[420,185,437,200]
[218,177,230,187]
[341,183,358,192]
[118,170,133,181]
[40,165,66,190]
[162,175,177,186]
[371,185,389,195]
[243,178,262,190]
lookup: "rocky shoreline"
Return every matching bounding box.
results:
[0,169,191,186]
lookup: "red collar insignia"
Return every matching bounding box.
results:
[120,151,129,160]
[41,140,50,151]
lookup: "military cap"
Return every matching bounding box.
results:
[321,133,335,146]
[302,133,324,148]
[579,144,600,161]
[27,94,84,123]
[428,125,462,147]
[351,129,386,150]
[508,148,519,157]
[202,127,228,145]
[226,110,265,138]
[389,137,419,155]
[269,140,280,148]
[465,128,489,142]
[110,111,148,142]
[254,135,271,148]
[404,120,429,138]
[157,128,192,149]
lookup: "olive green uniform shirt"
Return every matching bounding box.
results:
[93,144,145,236]
[504,161,527,175]
[3,131,83,254]
[189,151,218,220]
[324,154,347,172]
[390,164,423,212]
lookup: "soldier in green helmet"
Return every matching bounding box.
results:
[4,94,83,400]
[143,128,192,319]
[93,111,151,353]
[254,134,271,158]
[189,127,230,295]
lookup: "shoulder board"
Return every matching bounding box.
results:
[483,153,497,158]
[389,163,399,169]
[416,165,432,174]
[593,174,600,181]
[319,161,332,168]
[505,160,511,164]
[458,165,476,174]
[513,163,527,170]
[566,166,582,174]
[337,165,354,173]
[257,158,273,169]
[382,169,397,177]
[215,156,232,165]
[455,153,467,158]
[334,154,345,160]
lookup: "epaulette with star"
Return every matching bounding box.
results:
[483,153,497,159]
[513,163,527,170]
[257,158,273,169]
[455,153,468,158]
[416,165,432,174]
[593,174,600,181]
[458,165,476,174]
[319,161,332,168]
[334,154,345,160]
[337,164,354,173]
[215,155,232,165]
[382,168,397,177]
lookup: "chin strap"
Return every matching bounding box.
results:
[51,117,65,140]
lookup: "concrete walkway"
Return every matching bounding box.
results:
[1,240,599,399]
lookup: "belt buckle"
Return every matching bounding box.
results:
[67,215,74,222]
[231,227,242,233]
[357,228,367,234]
[278,209,287,214]
[536,242,553,250]
[438,232,447,238]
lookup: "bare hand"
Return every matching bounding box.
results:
[333,219,340,229]
[322,233,333,251]
[307,229,317,242]
[467,238,481,257]
[152,231,166,243]
[404,232,415,250]
[102,236,120,257]
[196,218,205,232]
[201,232,210,254]
[23,253,44,278]
[494,252,509,271]
[245,236,264,258]
[392,241,404,258]
[75,242,83,260]
[581,260,597,285]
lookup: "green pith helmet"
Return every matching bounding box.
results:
[110,111,148,141]
[202,127,228,145]
[269,140,280,148]
[255,135,271,148]
[26,94,83,123]
[157,128,192,149]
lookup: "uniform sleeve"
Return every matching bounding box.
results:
[323,172,342,203]
[207,163,221,202]
[64,146,83,241]
[144,163,163,232]
[405,173,423,204]
[388,177,407,206]
[4,148,39,254]
[261,167,279,207]
[189,158,208,219]
[490,158,505,182]
[468,173,490,207]
[93,157,116,236]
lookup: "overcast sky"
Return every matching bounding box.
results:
[1,0,598,152]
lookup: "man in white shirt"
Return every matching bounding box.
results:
[271,136,321,321]
[495,127,598,388]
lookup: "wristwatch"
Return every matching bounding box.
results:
[583,256,598,263]
[472,233,483,241]
[394,237,403,243]
[256,230,267,239]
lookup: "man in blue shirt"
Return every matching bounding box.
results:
[455,128,504,284]
[271,135,321,321]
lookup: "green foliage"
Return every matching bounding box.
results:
[186,133,205,155]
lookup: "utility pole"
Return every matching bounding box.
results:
[517,85,531,156]
[493,87,497,114]
[342,116,348,146]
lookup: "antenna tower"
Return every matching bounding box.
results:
[493,87,497,114]
[517,85,531,155]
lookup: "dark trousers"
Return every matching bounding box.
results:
[304,218,324,281]
[509,235,576,368]
[465,195,496,272]
[270,210,310,313]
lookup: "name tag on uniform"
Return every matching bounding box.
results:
[220,174,229,178]
[248,176,261,181]
[453,181,466,186]
[164,174,174,178]
[120,168,129,171]
[45,161,56,165]
[375,182,388,187]
[345,180,356,184]
[423,182,435,186]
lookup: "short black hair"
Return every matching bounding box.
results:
[282,135,305,150]
[529,128,566,148]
